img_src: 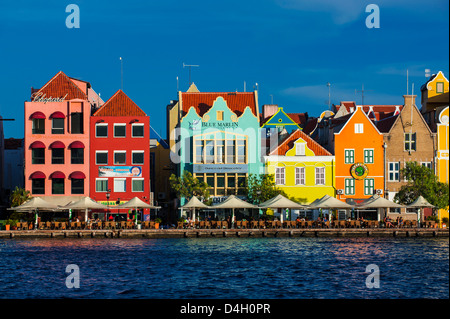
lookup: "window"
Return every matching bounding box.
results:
[216,140,225,163]
[388,162,400,181]
[32,148,45,164]
[216,174,225,195]
[195,173,247,197]
[345,178,355,195]
[295,167,305,185]
[364,149,374,164]
[114,178,126,192]
[237,139,246,163]
[421,162,432,170]
[71,179,84,194]
[114,151,126,165]
[296,143,306,156]
[52,178,65,194]
[226,140,235,164]
[132,123,144,137]
[275,167,285,185]
[96,179,108,192]
[364,178,375,195]
[354,123,364,134]
[114,124,126,137]
[217,111,224,121]
[71,112,83,134]
[95,123,108,137]
[51,149,64,164]
[32,179,45,194]
[205,140,214,164]
[32,119,45,134]
[315,167,325,185]
[436,82,444,94]
[404,132,416,151]
[132,178,144,192]
[52,118,64,134]
[96,151,108,165]
[71,148,84,164]
[345,149,355,164]
[195,140,204,163]
[132,151,144,165]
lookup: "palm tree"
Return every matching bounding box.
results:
[9,187,31,207]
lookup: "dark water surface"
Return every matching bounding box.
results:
[0,237,448,299]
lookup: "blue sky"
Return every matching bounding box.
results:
[0,0,448,139]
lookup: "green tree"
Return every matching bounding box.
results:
[243,174,305,205]
[394,161,449,210]
[169,171,211,204]
[9,187,31,207]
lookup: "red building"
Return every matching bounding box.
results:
[90,90,150,221]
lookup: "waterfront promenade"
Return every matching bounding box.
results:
[1,228,448,239]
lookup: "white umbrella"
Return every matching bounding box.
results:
[407,195,435,224]
[115,197,161,225]
[258,194,305,222]
[8,197,59,228]
[212,195,257,227]
[357,195,404,222]
[181,196,210,222]
[62,197,109,222]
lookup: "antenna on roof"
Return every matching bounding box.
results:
[183,63,199,85]
[119,57,123,91]
[327,82,331,111]
[244,81,246,92]
[406,69,409,95]
[355,84,372,105]
[269,94,273,104]
[176,76,179,92]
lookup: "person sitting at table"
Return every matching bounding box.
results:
[398,216,404,228]
[384,216,394,228]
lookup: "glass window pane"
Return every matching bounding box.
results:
[132,124,144,137]
[71,148,84,164]
[32,179,45,194]
[71,179,84,194]
[226,140,235,163]
[96,124,108,137]
[217,174,225,187]
[205,141,214,163]
[132,152,144,164]
[96,179,108,192]
[52,118,64,134]
[114,152,126,165]
[96,152,108,165]
[114,124,126,137]
[114,179,126,192]
[206,175,214,187]
[32,119,45,134]
[52,178,64,194]
[52,149,64,164]
[132,179,144,192]
[32,148,45,164]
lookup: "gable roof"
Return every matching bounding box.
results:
[335,105,382,135]
[31,71,88,101]
[93,90,146,117]
[269,128,332,156]
[180,92,258,118]
[261,107,301,129]
[335,102,402,121]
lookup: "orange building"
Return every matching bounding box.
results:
[333,106,385,220]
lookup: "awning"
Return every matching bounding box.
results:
[30,171,46,179]
[68,141,85,149]
[30,141,46,149]
[49,141,65,148]
[50,171,66,179]
[69,171,86,179]
[50,111,66,119]
[29,111,46,119]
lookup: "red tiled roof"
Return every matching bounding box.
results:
[93,90,146,117]
[180,92,257,117]
[269,129,332,156]
[32,71,88,101]
[286,113,307,125]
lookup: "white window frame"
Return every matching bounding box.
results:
[275,167,285,185]
[131,123,144,138]
[132,178,145,192]
[295,167,305,185]
[132,151,145,165]
[113,123,126,138]
[388,162,400,182]
[95,151,108,165]
[95,123,108,138]
[296,143,306,156]
[95,178,108,192]
[113,178,126,193]
[315,167,325,185]
[354,123,364,134]
[114,151,126,165]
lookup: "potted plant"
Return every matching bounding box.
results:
[442,217,448,229]
[5,219,19,231]
[154,218,162,229]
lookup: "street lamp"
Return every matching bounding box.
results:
[106,189,111,220]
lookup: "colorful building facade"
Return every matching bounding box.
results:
[173,87,262,205]
[334,106,385,219]
[436,106,449,226]
[90,90,151,220]
[264,128,335,206]
[24,71,98,205]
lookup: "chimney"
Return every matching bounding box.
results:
[403,95,417,108]
[262,104,278,120]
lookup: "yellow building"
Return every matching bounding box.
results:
[264,129,335,206]
[436,106,449,226]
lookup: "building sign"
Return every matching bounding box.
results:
[193,164,248,174]
[202,122,239,128]
[98,166,142,177]
[32,92,68,104]
[350,163,369,180]
[189,119,201,131]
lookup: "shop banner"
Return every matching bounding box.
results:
[98,166,142,177]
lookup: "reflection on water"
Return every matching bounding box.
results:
[0,237,448,299]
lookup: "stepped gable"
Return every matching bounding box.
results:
[31,71,88,101]
[181,92,257,117]
[93,90,146,116]
[269,129,332,156]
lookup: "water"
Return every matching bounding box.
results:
[0,237,448,299]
